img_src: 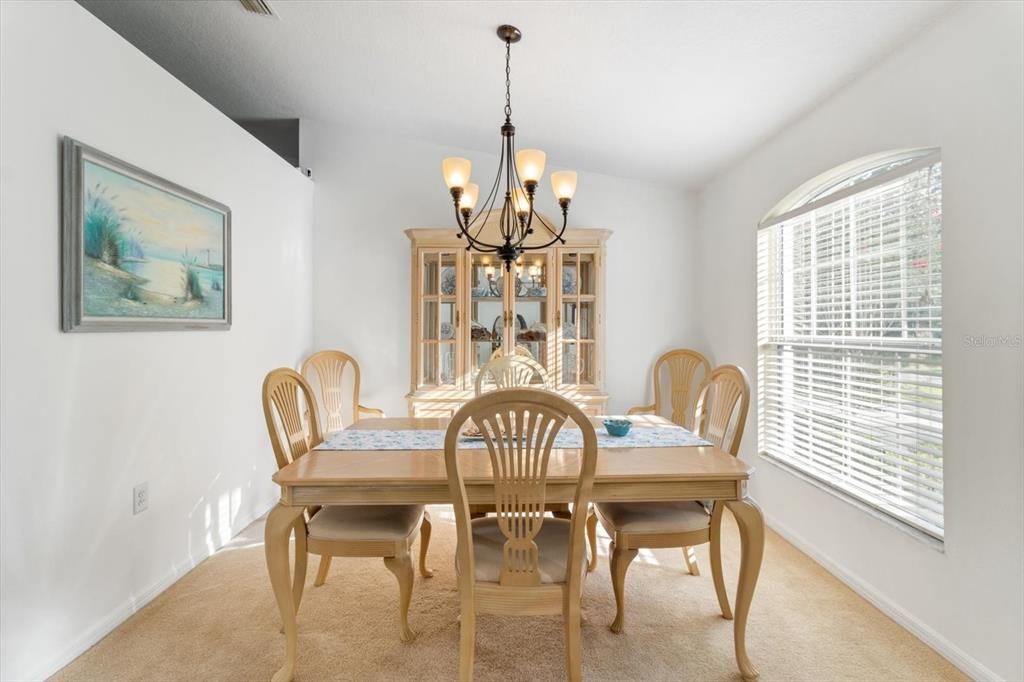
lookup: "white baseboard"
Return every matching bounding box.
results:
[30,495,278,682]
[763,511,1003,682]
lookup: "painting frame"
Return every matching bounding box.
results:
[61,137,232,332]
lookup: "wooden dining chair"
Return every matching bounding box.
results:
[301,350,385,435]
[262,368,432,642]
[474,354,551,395]
[627,348,711,430]
[593,364,750,633]
[471,355,568,522]
[489,343,535,360]
[445,389,597,682]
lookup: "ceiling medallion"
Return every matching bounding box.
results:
[442,25,578,271]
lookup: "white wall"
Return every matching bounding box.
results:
[695,2,1023,679]
[0,3,314,680]
[305,124,698,416]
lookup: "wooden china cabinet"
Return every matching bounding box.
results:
[405,217,611,417]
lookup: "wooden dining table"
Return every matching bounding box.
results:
[265,415,765,682]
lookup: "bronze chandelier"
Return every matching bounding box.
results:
[442,25,578,271]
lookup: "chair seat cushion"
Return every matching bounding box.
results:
[470,517,581,584]
[307,505,424,542]
[595,501,710,534]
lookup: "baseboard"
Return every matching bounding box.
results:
[29,495,278,682]
[763,511,1003,682]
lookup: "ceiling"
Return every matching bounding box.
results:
[77,0,954,187]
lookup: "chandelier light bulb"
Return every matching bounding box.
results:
[442,157,471,190]
[551,171,578,201]
[515,149,546,186]
[461,183,480,211]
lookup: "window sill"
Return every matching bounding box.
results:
[758,453,945,553]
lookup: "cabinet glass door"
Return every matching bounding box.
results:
[512,255,549,375]
[468,255,504,381]
[559,250,598,386]
[419,250,458,387]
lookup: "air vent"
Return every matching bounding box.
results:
[239,0,276,17]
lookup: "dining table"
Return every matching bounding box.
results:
[264,414,765,682]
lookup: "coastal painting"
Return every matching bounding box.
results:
[62,138,230,331]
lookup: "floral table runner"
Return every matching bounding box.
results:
[318,422,710,451]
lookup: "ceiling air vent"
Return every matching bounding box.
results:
[239,0,276,17]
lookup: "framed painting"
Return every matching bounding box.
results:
[61,137,231,331]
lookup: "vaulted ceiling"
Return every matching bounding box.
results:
[78,0,953,187]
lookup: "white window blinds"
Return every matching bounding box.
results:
[757,154,943,538]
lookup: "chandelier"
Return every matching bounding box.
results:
[442,25,578,271]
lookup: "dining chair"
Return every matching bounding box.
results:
[627,348,711,430]
[474,354,551,395]
[593,364,750,633]
[470,355,569,524]
[445,388,597,682]
[301,350,385,435]
[262,367,432,642]
[489,343,535,360]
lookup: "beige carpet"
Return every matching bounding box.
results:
[53,506,966,682]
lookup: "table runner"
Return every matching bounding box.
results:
[318,424,711,451]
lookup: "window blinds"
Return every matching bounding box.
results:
[757,157,943,538]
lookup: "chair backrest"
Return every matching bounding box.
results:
[301,350,362,433]
[651,348,711,429]
[262,367,323,471]
[445,389,597,589]
[489,344,535,360]
[475,355,551,396]
[693,364,751,456]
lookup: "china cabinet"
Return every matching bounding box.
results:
[406,218,610,417]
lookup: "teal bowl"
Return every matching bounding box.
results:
[603,418,632,437]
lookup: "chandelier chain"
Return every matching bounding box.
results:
[504,40,512,123]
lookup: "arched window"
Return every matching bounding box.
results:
[756,148,943,539]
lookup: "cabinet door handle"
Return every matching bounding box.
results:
[455,310,460,327]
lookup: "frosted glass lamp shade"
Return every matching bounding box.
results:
[442,157,472,189]
[512,188,530,215]
[461,183,479,211]
[515,149,546,184]
[551,171,578,200]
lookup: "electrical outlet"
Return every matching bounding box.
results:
[133,482,148,515]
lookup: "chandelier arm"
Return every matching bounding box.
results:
[526,211,569,249]
[465,135,511,234]
[530,210,563,241]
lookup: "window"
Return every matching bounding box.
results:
[757,149,943,539]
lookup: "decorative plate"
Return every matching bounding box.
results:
[441,267,457,295]
[562,269,577,294]
[440,321,455,340]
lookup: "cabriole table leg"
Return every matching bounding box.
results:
[724,497,765,680]
[265,503,305,682]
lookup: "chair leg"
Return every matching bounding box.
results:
[458,607,476,681]
[609,540,638,633]
[314,555,332,587]
[564,599,583,682]
[683,545,701,576]
[383,553,416,642]
[710,504,733,619]
[586,509,599,572]
[419,510,434,578]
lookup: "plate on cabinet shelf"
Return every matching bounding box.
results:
[562,269,576,294]
[441,267,457,294]
[440,322,455,340]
